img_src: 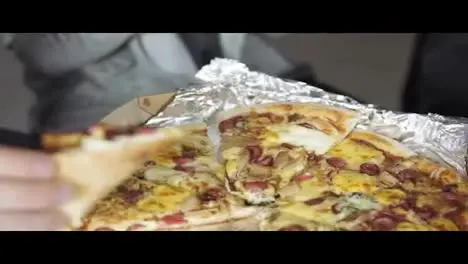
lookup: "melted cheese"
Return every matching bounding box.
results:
[332,171,378,195]
[430,218,459,231]
[225,159,238,179]
[137,185,191,214]
[280,200,341,225]
[292,177,330,202]
[260,212,336,231]
[396,222,438,231]
[222,147,243,160]
[372,188,407,206]
[263,125,337,155]
[327,139,384,169]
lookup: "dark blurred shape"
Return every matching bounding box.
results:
[0,128,40,149]
[403,33,468,117]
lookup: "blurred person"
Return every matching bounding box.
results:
[0,33,325,230]
[1,33,324,133]
[403,33,468,117]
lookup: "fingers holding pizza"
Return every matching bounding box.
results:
[0,146,71,231]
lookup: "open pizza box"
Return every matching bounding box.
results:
[100,92,176,127]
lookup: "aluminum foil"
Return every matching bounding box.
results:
[146,58,468,176]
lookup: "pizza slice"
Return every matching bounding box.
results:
[216,103,359,204]
[322,129,415,175]
[43,125,188,228]
[51,123,268,231]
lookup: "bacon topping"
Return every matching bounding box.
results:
[396,169,425,183]
[219,116,245,133]
[371,216,397,231]
[95,227,114,231]
[413,206,438,221]
[181,146,197,159]
[246,145,263,163]
[304,197,326,206]
[280,143,296,149]
[442,184,458,193]
[127,224,145,231]
[294,174,314,183]
[279,225,307,231]
[144,160,156,166]
[256,156,274,166]
[198,188,226,202]
[360,163,381,176]
[298,123,317,130]
[161,212,187,225]
[243,181,268,191]
[326,157,347,169]
[123,190,143,204]
[288,113,304,122]
[331,203,344,214]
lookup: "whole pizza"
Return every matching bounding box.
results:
[44,103,468,231]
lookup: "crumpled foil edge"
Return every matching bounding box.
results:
[146,58,468,176]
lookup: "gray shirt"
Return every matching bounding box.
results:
[2,33,297,132]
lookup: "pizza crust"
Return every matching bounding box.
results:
[54,129,184,228]
[348,129,415,158]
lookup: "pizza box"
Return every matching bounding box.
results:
[100,92,176,127]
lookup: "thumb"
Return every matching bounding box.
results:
[0,146,55,180]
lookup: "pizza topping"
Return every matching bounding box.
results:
[256,156,274,166]
[198,188,226,202]
[247,145,263,163]
[308,153,319,162]
[95,227,114,231]
[181,146,197,159]
[219,116,245,133]
[174,164,195,173]
[360,163,381,176]
[304,197,326,206]
[326,157,347,169]
[127,224,145,231]
[443,209,468,230]
[243,181,268,191]
[382,152,403,167]
[370,216,397,231]
[123,190,143,204]
[294,174,314,183]
[442,184,458,193]
[277,183,301,197]
[396,169,425,183]
[144,160,156,166]
[331,202,345,214]
[161,212,187,225]
[174,157,193,165]
[278,224,307,231]
[399,197,417,211]
[288,113,304,122]
[413,206,438,221]
[281,143,296,149]
[257,112,284,123]
[378,171,400,187]
[298,123,317,130]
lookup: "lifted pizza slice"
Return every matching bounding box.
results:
[216,103,359,204]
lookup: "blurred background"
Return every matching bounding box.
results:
[0,33,416,133]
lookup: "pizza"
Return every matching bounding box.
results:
[45,123,269,231]
[258,127,468,231]
[216,103,360,204]
[44,103,468,231]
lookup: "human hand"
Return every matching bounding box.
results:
[0,146,71,230]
